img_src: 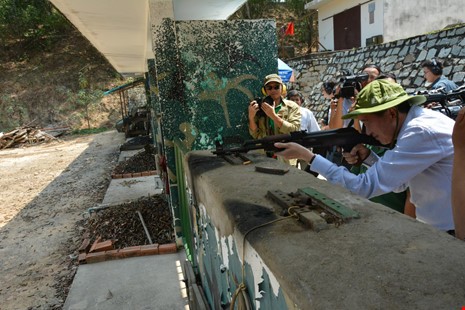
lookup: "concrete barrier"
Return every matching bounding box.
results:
[184,150,465,309]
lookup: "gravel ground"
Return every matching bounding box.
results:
[0,130,124,309]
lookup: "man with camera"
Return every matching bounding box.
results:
[328,65,380,129]
[325,65,380,168]
[275,80,455,234]
[248,73,301,164]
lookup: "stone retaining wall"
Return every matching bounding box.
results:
[287,24,465,121]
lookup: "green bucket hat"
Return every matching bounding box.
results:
[341,79,426,119]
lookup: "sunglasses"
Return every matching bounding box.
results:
[265,85,280,91]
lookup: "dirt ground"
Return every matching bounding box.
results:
[0,129,125,309]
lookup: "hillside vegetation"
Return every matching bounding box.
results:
[0,0,126,132]
[1,32,123,131]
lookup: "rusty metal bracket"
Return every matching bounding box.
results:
[297,187,360,220]
[265,190,328,231]
[266,188,359,231]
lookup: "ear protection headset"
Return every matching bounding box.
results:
[430,58,442,75]
[261,83,287,96]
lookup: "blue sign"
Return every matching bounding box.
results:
[278,58,293,82]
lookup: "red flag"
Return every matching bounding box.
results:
[285,22,294,36]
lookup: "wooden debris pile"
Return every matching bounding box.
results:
[0,127,58,149]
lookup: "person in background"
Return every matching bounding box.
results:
[360,64,382,88]
[320,79,346,166]
[452,107,465,241]
[287,89,320,172]
[248,73,300,165]
[374,72,397,83]
[275,80,455,234]
[327,82,356,130]
[319,118,330,131]
[329,64,381,129]
[287,89,320,133]
[421,59,458,91]
[321,80,337,130]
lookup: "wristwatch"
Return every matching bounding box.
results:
[308,154,316,165]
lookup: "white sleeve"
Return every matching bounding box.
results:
[307,110,321,132]
[311,123,447,199]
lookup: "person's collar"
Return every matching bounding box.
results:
[430,76,443,87]
[397,105,421,136]
[281,97,293,106]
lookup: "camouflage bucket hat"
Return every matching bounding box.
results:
[263,73,283,85]
[341,79,426,119]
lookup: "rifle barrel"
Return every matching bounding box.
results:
[213,127,384,156]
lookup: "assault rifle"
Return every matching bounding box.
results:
[212,127,384,157]
[414,85,465,120]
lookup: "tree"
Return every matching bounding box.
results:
[0,0,70,48]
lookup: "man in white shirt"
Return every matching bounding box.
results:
[275,80,455,232]
[287,90,320,133]
[287,90,320,172]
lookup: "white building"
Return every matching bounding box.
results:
[305,0,465,51]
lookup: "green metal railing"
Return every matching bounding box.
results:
[173,139,197,271]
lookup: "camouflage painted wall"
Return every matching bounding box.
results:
[149,19,280,306]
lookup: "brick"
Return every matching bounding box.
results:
[141,171,150,177]
[78,253,87,264]
[119,246,141,258]
[158,243,177,254]
[105,249,120,259]
[86,252,107,263]
[89,236,102,253]
[92,240,114,252]
[149,170,157,175]
[140,244,159,256]
[123,173,132,179]
[78,238,91,253]
[112,173,123,179]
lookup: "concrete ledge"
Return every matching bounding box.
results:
[102,175,163,206]
[185,150,465,309]
[65,252,188,309]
